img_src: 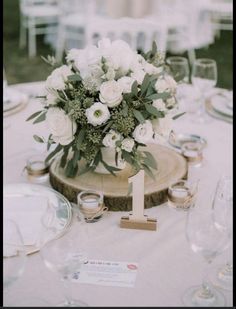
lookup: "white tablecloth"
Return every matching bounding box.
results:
[3,82,233,307]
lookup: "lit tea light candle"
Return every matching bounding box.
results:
[77,190,105,222]
[80,196,100,209]
[26,154,49,180]
[181,142,203,165]
[167,180,197,211]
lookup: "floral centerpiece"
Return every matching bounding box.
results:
[27,38,181,178]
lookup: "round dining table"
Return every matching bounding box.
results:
[3,81,233,307]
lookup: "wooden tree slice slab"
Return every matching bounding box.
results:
[49,144,187,211]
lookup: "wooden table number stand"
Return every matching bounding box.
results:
[120,170,157,231]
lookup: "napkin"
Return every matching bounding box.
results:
[4,196,48,246]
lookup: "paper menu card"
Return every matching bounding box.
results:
[4,195,48,246]
[71,259,138,288]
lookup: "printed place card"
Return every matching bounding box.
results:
[71,259,138,288]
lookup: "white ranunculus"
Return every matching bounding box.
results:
[152,114,173,138]
[131,69,146,85]
[117,76,135,93]
[99,80,123,107]
[133,120,154,144]
[102,130,122,148]
[46,108,77,145]
[85,102,110,126]
[152,99,166,112]
[45,65,72,90]
[121,138,135,152]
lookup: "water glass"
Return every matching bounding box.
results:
[191,58,217,123]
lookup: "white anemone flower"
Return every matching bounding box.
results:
[85,102,110,126]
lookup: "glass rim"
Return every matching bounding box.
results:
[193,58,217,66]
[77,190,103,203]
[166,56,188,64]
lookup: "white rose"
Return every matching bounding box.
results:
[154,78,169,93]
[152,114,173,138]
[166,96,176,108]
[46,108,77,145]
[85,102,110,126]
[99,80,123,107]
[66,48,81,63]
[117,76,135,93]
[155,75,177,93]
[133,120,154,144]
[103,130,122,148]
[165,75,177,92]
[74,45,101,78]
[152,99,166,112]
[143,62,163,75]
[45,65,72,90]
[131,69,145,85]
[101,39,135,74]
[102,67,116,81]
[121,138,135,152]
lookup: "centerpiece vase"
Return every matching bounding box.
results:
[94,147,126,174]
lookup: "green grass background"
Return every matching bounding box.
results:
[3,0,233,89]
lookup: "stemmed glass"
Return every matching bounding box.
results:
[191,58,217,123]
[166,56,190,112]
[40,222,89,307]
[3,219,27,290]
[211,175,233,291]
[182,204,230,306]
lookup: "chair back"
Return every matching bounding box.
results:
[86,17,168,53]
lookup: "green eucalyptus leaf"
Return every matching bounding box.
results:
[32,111,47,124]
[141,74,150,95]
[45,144,63,163]
[60,147,70,168]
[131,80,138,96]
[143,151,157,170]
[76,128,86,150]
[172,112,186,120]
[67,74,82,82]
[33,135,44,143]
[133,109,145,124]
[143,164,156,181]
[26,111,44,121]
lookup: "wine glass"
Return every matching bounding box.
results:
[40,224,88,307]
[166,56,190,112]
[211,175,233,291]
[191,58,217,123]
[3,219,27,290]
[182,204,230,306]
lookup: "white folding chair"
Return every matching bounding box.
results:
[55,0,108,61]
[86,17,168,54]
[19,0,61,57]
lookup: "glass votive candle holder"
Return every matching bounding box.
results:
[77,190,107,223]
[26,154,49,183]
[167,180,198,211]
[181,141,204,167]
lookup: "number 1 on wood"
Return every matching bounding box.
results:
[129,169,146,221]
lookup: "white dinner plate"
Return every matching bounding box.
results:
[3,183,72,255]
[211,94,233,117]
[3,89,29,115]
